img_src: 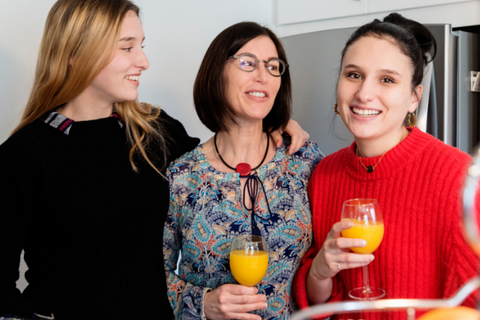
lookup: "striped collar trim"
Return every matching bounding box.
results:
[44,109,123,135]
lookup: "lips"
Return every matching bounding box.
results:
[351,107,381,117]
[246,90,268,98]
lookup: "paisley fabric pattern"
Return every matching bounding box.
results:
[163,141,322,320]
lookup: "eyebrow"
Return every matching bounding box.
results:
[119,37,145,42]
[344,64,402,77]
[237,52,279,60]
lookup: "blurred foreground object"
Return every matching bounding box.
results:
[462,147,480,256]
[416,306,479,320]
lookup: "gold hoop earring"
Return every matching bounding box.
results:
[407,112,417,127]
[333,104,340,115]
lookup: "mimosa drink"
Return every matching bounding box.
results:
[341,198,385,300]
[342,218,384,254]
[230,250,269,286]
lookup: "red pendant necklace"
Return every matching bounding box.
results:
[214,132,270,177]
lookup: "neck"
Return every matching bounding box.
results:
[356,126,410,158]
[216,123,269,166]
[58,94,114,121]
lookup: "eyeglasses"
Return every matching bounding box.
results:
[227,53,288,77]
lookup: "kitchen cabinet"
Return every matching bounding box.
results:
[368,0,473,13]
[276,0,476,25]
[277,0,367,25]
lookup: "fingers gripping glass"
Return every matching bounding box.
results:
[227,53,288,77]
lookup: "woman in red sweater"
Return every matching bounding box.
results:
[294,13,479,319]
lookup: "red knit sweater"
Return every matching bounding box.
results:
[294,128,479,319]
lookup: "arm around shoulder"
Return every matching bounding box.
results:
[158,109,200,162]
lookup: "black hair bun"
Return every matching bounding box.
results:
[383,13,437,64]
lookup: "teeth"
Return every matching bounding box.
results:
[248,91,266,98]
[125,75,139,81]
[352,107,381,117]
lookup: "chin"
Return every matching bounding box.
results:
[347,126,379,140]
[119,94,139,103]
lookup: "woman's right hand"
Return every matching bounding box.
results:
[310,220,374,282]
[204,284,267,320]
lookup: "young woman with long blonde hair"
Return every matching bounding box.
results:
[0,1,307,319]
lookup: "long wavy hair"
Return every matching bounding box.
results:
[12,0,167,174]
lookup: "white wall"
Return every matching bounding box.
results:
[0,1,57,143]
[275,0,480,37]
[0,0,274,145]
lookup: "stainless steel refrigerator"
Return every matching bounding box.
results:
[281,24,479,156]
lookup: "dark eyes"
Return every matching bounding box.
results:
[268,65,279,71]
[346,72,395,84]
[238,59,280,71]
[347,72,361,79]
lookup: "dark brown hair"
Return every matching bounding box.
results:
[193,21,291,133]
[341,13,437,92]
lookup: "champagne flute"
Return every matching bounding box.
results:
[341,198,385,300]
[230,234,269,287]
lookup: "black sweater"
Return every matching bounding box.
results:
[0,110,199,319]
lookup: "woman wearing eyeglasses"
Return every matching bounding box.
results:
[0,1,310,319]
[163,22,323,320]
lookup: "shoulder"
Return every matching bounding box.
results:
[157,108,185,131]
[0,120,62,182]
[156,108,200,162]
[166,145,209,196]
[418,130,471,171]
[0,119,57,158]
[309,145,350,180]
[315,145,348,166]
[283,140,324,180]
[290,140,324,165]
[166,145,203,180]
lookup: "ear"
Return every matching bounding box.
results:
[409,84,422,113]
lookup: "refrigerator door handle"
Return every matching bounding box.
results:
[417,59,434,133]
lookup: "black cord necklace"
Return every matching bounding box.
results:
[214,132,273,237]
[214,132,270,177]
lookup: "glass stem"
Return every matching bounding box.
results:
[362,265,371,293]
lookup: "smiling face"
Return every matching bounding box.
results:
[337,35,421,146]
[223,36,281,127]
[84,10,149,106]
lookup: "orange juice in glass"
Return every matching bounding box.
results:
[341,198,385,300]
[230,235,268,287]
[341,218,384,254]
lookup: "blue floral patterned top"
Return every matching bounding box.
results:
[163,141,323,320]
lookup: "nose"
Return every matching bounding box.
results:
[136,48,149,70]
[355,78,375,103]
[254,61,268,83]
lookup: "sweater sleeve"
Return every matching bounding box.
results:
[159,109,200,164]
[0,142,40,317]
[163,165,210,320]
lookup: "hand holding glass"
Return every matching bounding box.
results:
[341,198,385,300]
[230,235,269,287]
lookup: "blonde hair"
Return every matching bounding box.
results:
[13,0,168,174]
